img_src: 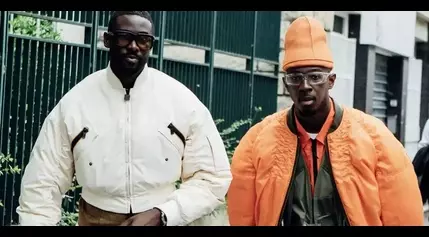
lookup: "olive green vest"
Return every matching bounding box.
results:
[280,101,349,226]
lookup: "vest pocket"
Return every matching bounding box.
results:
[74,150,100,191]
[71,128,103,191]
[72,127,99,162]
[157,125,184,181]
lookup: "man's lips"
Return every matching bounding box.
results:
[299,96,316,106]
[299,96,315,102]
[125,55,138,63]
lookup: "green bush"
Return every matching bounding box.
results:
[217,106,263,163]
[9,15,61,40]
[0,153,21,208]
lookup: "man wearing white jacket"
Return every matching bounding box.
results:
[16,11,232,226]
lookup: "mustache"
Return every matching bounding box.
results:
[298,94,316,101]
[108,51,143,58]
[125,53,142,58]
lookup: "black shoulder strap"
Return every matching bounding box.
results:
[168,123,186,147]
[71,127,89,153]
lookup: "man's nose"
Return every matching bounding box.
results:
[299,79,312,91]
[128,40,139,51]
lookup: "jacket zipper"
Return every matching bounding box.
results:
[326,139,350,226]
[124,88,132,212]
[277,140,299,226]
[311,139,318,224]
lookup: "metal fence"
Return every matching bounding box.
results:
[0,10,280,225]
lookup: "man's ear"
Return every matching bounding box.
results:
[103,32,110,49]
[328,73,336,89]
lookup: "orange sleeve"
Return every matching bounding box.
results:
[375,123,424,226]
[227,123,261,226]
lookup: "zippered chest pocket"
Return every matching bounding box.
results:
[157,123,186,158]
[71,127,99,161]
[70,127,103,189]
[154,123,186,182]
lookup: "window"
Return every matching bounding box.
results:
[333,15,344,34]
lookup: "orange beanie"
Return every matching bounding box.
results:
[282,16,333,72]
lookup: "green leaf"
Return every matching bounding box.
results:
[9,15,62,41]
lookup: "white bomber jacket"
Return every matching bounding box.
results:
[16,64,232,226]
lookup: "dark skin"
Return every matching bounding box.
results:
[284,66,336,133]
[103,14,161,226]
[119,209,161,226]
[103,14,153,89]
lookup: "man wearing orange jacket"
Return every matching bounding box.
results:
[227,16,424,226]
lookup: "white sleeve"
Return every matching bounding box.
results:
[16,102,74,226]
[155,105,232,226]
[418,119,429,150]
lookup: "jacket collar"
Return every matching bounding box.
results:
[106,62,149,90]
[286,97,344,135]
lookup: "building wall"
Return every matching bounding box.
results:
[416,17,428,43]
[357,11,424,158]
[405,58,423,158]
[359,11,416,58]
[414,14,429,159]
[418,11,429,21]
[55,23,85,44]
[326,32,356,108]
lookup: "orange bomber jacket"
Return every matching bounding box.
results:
[227,101,424,226]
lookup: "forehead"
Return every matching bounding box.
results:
[287,66,329,74]
[115,15,152,34]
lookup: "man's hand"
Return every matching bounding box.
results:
[120,208,161,226]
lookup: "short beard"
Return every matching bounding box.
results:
[109,51,148,76]
[297,107,317,117]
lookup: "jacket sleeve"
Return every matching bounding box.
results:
[16,102,74,226]
[227,123,260,226]
[154,105,232,226]
[375,121,424,226]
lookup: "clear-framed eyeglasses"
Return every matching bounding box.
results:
[283,71,332,86]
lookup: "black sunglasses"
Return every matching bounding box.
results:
[108,30,155,49]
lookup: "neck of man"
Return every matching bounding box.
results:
[110,62,145,89]
[296,97,331,134]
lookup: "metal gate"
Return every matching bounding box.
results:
[0,11,281,225]
[373,53,389,124]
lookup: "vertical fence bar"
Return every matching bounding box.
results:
[157,11,166,71]
[0,11,9,226]
[90,11,100,73]
[208,11,217,112]
[249,11,258,119]
[0,11,9,150]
